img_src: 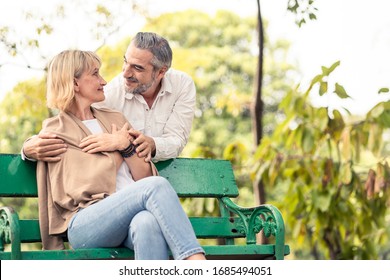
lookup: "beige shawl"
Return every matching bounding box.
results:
[37,107,155,249]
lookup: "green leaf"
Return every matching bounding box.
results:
[311,74,322,84]
[369,103,384,118]
[378,88,389,94]
[319,81,328,96]
[322,61,340,76]
[321,66,329,76]
[328,61,340,73]
[334,83,350,99]
[317,107,329,131]
[378,111,390,127]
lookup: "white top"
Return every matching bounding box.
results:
[83,119,134,192]
[94,68,196,162]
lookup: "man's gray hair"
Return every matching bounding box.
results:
[132,32,173,70]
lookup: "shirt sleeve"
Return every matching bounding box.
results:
[152,77,196,162]
[21,136,38,162]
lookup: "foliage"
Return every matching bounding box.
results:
[0,79,48,153]
[252,61,390,259]
[287,0,318,27]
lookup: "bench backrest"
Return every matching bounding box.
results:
[0,153,239,198]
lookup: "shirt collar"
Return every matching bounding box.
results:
[158,70,173,96]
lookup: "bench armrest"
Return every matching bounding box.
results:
[0,206,22,259]
[219,197,286,260]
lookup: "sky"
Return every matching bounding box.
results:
[1,0,389,116]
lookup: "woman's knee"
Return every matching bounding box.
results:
[154,176,176,193]
[146,176,170,187]
[142,176,176,196]
[130,211,161,235]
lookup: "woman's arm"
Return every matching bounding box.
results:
[119,142,153,180]
[79,123,153,180]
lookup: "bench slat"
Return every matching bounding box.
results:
[0,154,37,197]
[0,154,238,197]
[0,245,290,260]
[18,217,246,243]
[156,158,239,197]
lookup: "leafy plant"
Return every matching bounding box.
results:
[252,61,390,259]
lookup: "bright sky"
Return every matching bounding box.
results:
[1,0,389,116]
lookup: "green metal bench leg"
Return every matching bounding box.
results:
[0,207,22,260]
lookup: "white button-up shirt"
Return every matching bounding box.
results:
[94,68,196,162]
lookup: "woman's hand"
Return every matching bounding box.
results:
[80,123,131,153]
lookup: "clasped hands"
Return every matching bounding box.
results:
[23,124,155,162]
[80,123,154,162]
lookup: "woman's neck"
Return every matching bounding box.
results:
[68,104,94,121]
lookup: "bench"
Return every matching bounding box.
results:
[0,153,290,260]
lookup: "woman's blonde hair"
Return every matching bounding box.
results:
[46,50,102,111]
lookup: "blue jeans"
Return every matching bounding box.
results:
[67,176,204,260]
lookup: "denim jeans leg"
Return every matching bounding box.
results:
[67,176,204,260]
[139,177,204,259]
[123,210,169,260]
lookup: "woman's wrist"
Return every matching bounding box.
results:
[118,141,137,158]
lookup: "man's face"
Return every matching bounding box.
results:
[122,43,158,96]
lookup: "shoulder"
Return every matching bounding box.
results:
[41,114,61,131]
[41,112,78,134]
[165,68,193,82]
[163,68,196,95]
[92,107,125,118]
[92,107,127,123]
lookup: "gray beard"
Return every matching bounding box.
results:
[125,84,150,95]
[124,78,155,95]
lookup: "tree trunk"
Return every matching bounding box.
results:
[252,0,265,206]
[252,0,266,245]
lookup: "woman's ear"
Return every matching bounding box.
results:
[74,78,79,92]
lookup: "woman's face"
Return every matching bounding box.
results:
[74,64,107,106]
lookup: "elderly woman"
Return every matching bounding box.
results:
[37,50,205,260]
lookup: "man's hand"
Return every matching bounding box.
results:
[23,133,67,162]
[129,128,156,162]
[79,123,130,153]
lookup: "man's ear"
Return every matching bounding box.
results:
[157,66,168,79]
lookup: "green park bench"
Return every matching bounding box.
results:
[0,153,290,260]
